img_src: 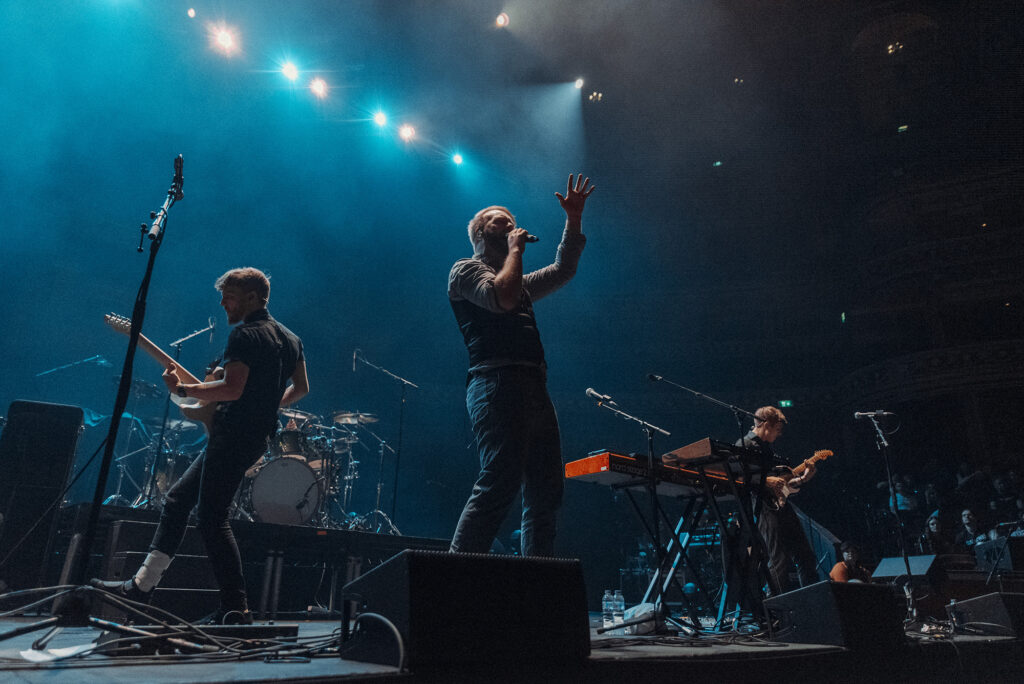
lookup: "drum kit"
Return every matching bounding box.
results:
[235,407,397,532]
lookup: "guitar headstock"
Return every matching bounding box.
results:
[812,449,834,463]
[104,313,132,336]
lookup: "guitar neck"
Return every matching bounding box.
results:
[135,334,203,385]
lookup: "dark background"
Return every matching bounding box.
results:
[2,1,1022,605]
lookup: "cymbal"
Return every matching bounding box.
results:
[279,408,318,422]
[332,410,378,424]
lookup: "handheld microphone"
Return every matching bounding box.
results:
[517,224,539,242]
[173,154,184,200]
[585,387,614,404]
[853,410,896,420]
[208,316,216,343]
[647,374,663,382]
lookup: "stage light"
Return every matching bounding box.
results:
[373,111,387,126]
[897,124,909,133]
[310,78,328,98]
[282,62,299,81]
[208,23,240,56]
[217,30,234,50]
[399,124,416,141]
[496,12,510,28]
[574,78,584,89]
[187,8,196,18]
[453,153,463,165]
[712,160,723,167]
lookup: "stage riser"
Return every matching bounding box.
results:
[46,503,450,619]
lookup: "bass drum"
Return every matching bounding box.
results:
[250,457,321,525]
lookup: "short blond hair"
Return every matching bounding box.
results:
[215,267,270,304]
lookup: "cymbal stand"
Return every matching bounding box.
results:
[353,350,418,527]
[356,422,400,535]
[105,396,151,507]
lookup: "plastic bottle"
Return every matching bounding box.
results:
[601,589,614,630]
[613,589,626,635]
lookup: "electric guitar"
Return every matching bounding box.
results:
[764,449,833,510]
[103,313,217,433]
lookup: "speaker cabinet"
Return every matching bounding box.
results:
[764,580,905,650]
[947,592,1024,637]
[341,550,590,670]
[0,400,83,590]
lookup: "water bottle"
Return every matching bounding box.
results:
[601,590,614,630]
[613,589,626,635]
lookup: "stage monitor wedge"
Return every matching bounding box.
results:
[341,550,590,671]
[764,580,905,650]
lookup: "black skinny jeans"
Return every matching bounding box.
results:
[151,428,266,611]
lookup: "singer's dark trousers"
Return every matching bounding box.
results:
[450,365,563,557]
[151,428,266,611]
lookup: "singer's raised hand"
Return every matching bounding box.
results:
[555,173,595,220]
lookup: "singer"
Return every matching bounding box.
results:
[93,267,308,624]
[448,173,595,557]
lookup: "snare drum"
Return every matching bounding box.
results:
[250,457,322,525]
[272,429,308,459]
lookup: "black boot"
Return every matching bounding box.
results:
[90,578,153,604]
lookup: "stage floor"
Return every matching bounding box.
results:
[0,614,1020,683]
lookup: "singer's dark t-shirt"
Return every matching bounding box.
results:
[215,308,303,441]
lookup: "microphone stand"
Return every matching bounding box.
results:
[649,374,756,444]
[588,395,678,629]
[354,351,418,530]
[35,354,111,377]
[0,155,184,649]
[136,319,214,509]
[866,413,918,621]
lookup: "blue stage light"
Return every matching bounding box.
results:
[399,124,415,141]
[310,78,328,99]
[453,153,464,165]
[281,62,299,81]
[373,111,387,126]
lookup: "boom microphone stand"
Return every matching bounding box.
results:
[585,388,685,633]
[353,349,418,529]
[0,155,184,648]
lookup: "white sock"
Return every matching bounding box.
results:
[133,550,172,592]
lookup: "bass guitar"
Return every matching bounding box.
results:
[103,313,217,433]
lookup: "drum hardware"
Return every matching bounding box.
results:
[330,410,379,425]
[352,422,401,535]
[351,349,418,530]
